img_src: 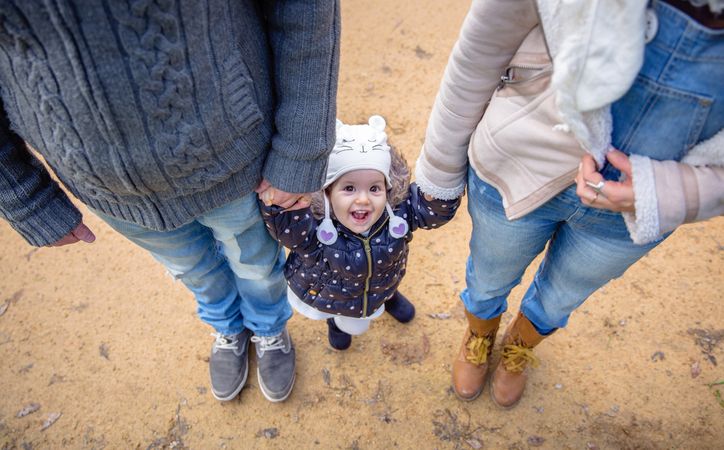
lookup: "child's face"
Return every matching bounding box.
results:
[329,169,387,234]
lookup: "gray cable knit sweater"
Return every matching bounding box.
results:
[0,0,340,246]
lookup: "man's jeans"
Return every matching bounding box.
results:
[94,193,291,336]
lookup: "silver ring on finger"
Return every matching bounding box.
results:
[586,180,606,195]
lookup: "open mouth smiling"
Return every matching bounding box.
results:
[351,210,370,222]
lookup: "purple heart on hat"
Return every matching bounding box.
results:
[320,230,334,241]
[392,223,407,235]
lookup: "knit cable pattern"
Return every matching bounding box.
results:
[111,0,225,192]
[0,4,111,199]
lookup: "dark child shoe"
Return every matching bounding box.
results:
[252,327,296,402]
[326,318,352,350]
[385,291,416,323]
[209,329,252,401]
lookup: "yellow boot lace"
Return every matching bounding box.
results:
[501,344,539,373]
[465,335,492,366]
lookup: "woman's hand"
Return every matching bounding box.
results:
[575,149,635,213]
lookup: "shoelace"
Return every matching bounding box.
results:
[465,335,492,366]
[501,343,539,373]
[211,332,239,351]
[251,334,285,352]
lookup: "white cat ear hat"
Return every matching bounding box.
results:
[316,115,409,245]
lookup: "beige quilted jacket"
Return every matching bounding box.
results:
[416,0,723,244]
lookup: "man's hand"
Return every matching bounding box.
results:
[49,221,96,247]
[575,149,635,212]
[256,178,312,211]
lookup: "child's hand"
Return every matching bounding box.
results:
[258,187,276,206]
[256,178,312,210]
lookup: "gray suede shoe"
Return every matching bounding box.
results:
[251,328,296,402]
[209,329,251,401]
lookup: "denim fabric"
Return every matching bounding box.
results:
[603,0,724,180]
[463,0,723,334]
[462,170,663,334]
[94,193,291,336]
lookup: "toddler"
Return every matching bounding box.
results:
[260,115,461,349]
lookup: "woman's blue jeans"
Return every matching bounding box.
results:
[462,0,724,335]
[94,193,291,337]
[462,172,662,335]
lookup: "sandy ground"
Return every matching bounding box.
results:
[2,1,723,449]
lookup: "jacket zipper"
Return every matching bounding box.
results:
[499,3,554,91]
[498,64,553,90]
[351,217,389,318]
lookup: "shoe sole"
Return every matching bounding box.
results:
[257,369,296,403]
[211,361,249,402]
[453,385,484,402]
[385,309,415,323]
[489,382,522,410]
[452,361,490,402]
[452,374,487,402]
[328,335,352,351]
[329,343,351,351]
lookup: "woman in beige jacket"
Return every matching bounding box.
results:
[416,0,724,408]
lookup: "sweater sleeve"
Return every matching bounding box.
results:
[622,131,724,244]
[399,183,462,233]
[259,0,340,194]
[416,0,538,200]
[0,102,81,247]
[259,201,320,252]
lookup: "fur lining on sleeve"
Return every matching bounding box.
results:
[681,129,724,166]
[414,164,466,201]
[622,154,661,244]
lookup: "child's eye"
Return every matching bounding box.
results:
[370,185,381,193]
[343,185,355,192]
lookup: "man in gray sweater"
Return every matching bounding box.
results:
[0,0,339,403]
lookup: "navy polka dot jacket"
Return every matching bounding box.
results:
[261,184,461,318]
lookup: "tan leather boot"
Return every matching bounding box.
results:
[490,312,547,408]
[451,310,501,401]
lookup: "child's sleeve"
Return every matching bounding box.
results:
[399,182,462,232]
[259,201,320,251]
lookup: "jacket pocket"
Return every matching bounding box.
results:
[611,75,712,161]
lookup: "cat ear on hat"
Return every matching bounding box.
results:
[368,115,386,131]
[367,115,389,149]
[340,126,354,143]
